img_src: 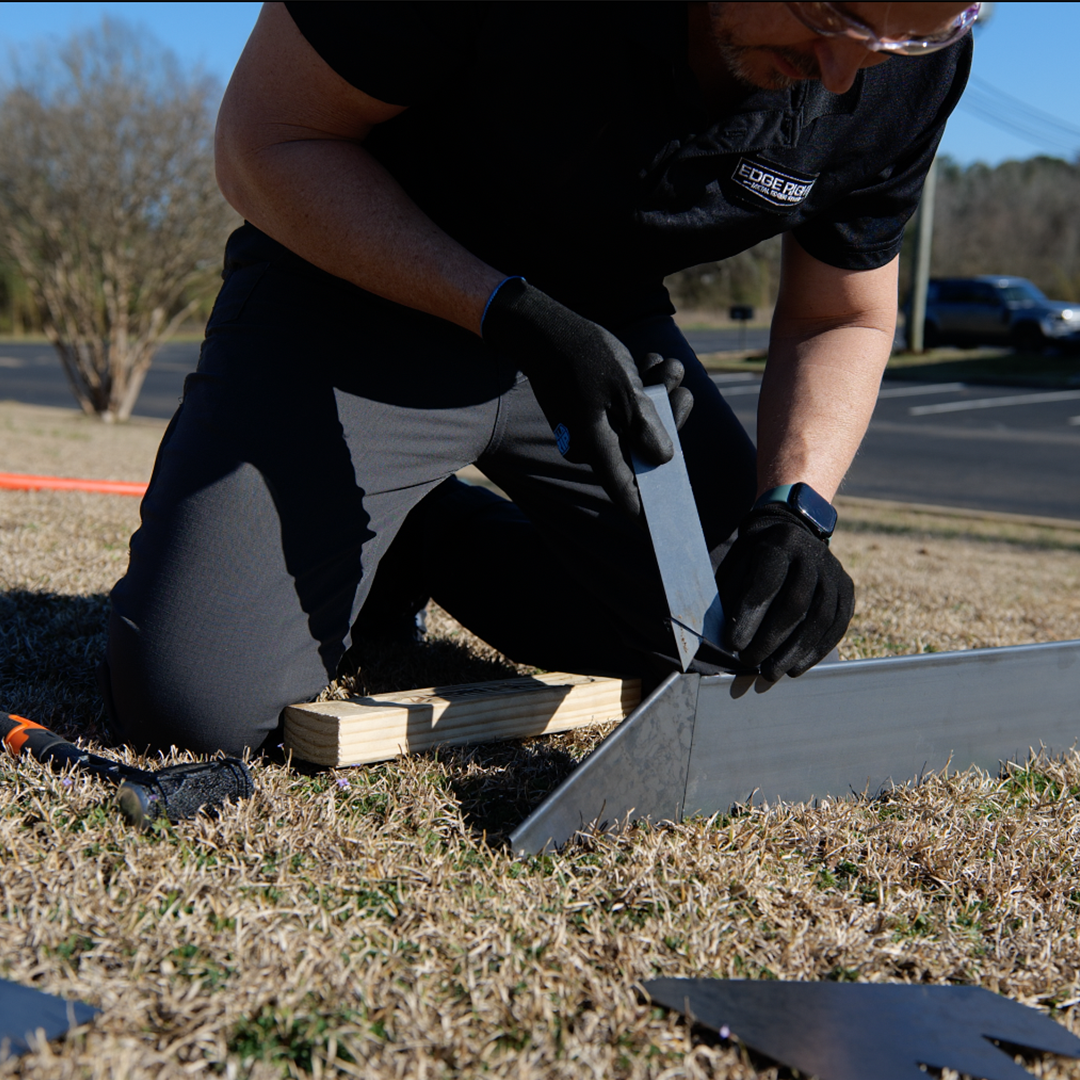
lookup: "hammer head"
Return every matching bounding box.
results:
[116,758,254,827]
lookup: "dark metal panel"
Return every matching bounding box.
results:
[684,640,1080,816]
[644,979,1080,1080]
[511,640,1080,853]
[0,977,98,1059]
[509,673,699,855]
[633,386,726,671]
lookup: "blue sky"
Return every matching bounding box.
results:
[0,2,1076,167]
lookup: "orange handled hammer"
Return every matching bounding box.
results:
[2,712,253,826]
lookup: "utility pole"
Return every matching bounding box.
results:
[906,4,991,354]
[908,154,938,354]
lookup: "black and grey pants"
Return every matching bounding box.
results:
[104,225,757,755]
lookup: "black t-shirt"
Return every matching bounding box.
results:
[285,2,970,327]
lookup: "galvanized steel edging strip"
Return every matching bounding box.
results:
[632,385,726,671]
[510,639,1080,854]
[509,672,699,855]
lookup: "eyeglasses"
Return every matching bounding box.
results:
[785,3,981,55]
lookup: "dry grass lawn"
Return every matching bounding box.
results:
[2,400,1080,1078]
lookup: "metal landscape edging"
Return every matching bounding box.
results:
[510,639,1080,854]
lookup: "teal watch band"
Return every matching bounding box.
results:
[755,483,796,509]
[754,482,837,541]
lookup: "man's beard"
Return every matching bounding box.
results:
[712,26,822,91]
[717,41,822,90]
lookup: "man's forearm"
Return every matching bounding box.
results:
[219,137,504,335]
[755,237,899,502]
[756,322,893,501]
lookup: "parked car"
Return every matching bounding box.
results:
[905,276,1080,353]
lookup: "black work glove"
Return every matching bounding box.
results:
[482,278,690,518]
[716,504,854,681]
[637,352,694,431]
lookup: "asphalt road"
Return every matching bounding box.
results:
[682,326,771,354]
[680,325,907,354]
[0,341,194,419]
[716,372,1080,521]
[2,339,1079,521]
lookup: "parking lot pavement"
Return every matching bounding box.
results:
[1,342,1077,521]
[682,327,770,354]
[0,341,197,418]
[907,388,1080,416]
[713,374,1080,522]
[870,380,1080,434]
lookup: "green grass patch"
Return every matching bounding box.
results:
[228,999,369,1076]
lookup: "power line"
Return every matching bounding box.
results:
[958,75,1080,154]
[967,76,1080,140]
[960,93,1080,152]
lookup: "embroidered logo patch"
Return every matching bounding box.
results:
[554,423,571,456]
[731,157,817,209]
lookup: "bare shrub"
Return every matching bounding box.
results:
[0,18,237,421]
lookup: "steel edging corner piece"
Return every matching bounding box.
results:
[633,384,732,671]
[509,672,700,855]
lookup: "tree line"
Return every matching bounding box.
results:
[666,154,1080,316]
[923,155,1080,302]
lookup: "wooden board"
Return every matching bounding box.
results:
[283,673,641,767]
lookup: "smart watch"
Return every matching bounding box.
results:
[753,482,838,542]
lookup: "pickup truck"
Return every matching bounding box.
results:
[906,276,1080,353]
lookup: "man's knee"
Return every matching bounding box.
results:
[103,605,329,757]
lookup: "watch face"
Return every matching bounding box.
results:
[791,483,838,538]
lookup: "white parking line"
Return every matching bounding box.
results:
[720,380,966,400]
[910,389,1080,416]
[876,382,966,399]
[710,373,758,384]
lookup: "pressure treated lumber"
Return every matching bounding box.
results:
[283,673,641,767]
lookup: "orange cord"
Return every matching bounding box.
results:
[0,472,147,496]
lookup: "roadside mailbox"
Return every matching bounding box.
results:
[729,304,754,350]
